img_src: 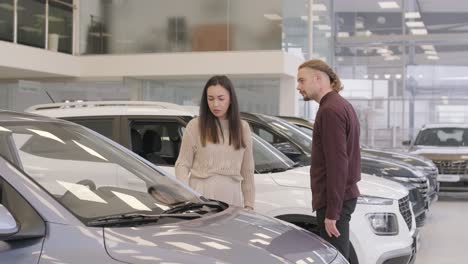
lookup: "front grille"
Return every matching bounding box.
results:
[433,160,468,175]
[398,195,412,231]
[408,177,429,198]
[424,168,439,192]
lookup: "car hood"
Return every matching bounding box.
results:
[271,166,407,200]
[411,146,468,159]
[103,207,338,264]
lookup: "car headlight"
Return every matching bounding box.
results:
[391,176,413,183]
[367,213,399,236]
[357,195,393,205]
[330,253,349,264]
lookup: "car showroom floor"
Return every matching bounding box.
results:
[415,192,468,264]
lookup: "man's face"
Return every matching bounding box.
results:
[297,67,319,102]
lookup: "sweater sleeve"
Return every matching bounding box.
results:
[240,121,255,209]
[175,120,197,185]
[321,108,348,220]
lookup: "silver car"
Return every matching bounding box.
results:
[0,111,348,264]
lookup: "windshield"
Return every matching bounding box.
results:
[0,121,200,223]
[252,134,295,173]
[361,149,427,167]
[414,127,468,147]
[260,115,312,153]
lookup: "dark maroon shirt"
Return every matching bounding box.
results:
[311,91,361,220]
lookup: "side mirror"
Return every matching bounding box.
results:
[0,204,19,239]
[273,142,302,161]
[402,140,411,146]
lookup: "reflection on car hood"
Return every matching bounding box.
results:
[411,146,468,157]
[270,166,407,200]
[104,207,337,264]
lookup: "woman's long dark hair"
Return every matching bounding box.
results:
[199,75,245,150]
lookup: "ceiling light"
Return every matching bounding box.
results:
[405,12,421,19]
[337,32,350,38]
[312,4,327,11]
[411,28,428,35]
[264,14,282,20]
[406,21,425,28]
[337,57,344,62]
[395,74,402,79]
[418,74,424,78]
[384,74,391,79]
[315,24,331,30]
[425,50,437,55]
[427,55,440,60]
[378,2,400,9]
[364,74,369,79]
[420,45,435,50]
[374,74,380,79]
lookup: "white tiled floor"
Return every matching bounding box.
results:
[415,192,468,264]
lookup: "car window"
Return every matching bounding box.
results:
[70,118,114,139]
[0,176,45,238]
[0,121,199,223]
[250,123,287,144]
[130,121,184,166]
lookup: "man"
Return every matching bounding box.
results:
[296,59,361,259]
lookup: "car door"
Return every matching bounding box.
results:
[121,116,189,167]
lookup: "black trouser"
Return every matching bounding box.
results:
[316,198,357,260]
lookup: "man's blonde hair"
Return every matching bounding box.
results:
[299,59,343,92]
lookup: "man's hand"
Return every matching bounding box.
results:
[325,218,341,238]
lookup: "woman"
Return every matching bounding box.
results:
[175,75,255,210]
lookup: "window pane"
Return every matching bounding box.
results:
[70,119,114,139]
[48,0,73,53]
[0,0,14,42]
[17,0,45,48]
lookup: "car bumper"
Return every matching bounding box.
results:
[379,229,419,264]
[439,175,468,192]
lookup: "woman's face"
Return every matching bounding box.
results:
[207,84,231,120]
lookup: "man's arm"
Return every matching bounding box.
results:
[321,108,348,220]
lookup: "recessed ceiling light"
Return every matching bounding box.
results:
[315,24,331,30]
[337,32,350,38]
[420,45,435,50]
[395,74,402,79]
[411,28,428,35]
[312,4,327,11]
[427,55,440,60]
[364,74,369,79]
[384,74,391,79]
[406,21,425,28]
[374,74,380,79]
[264,14,282,20]
[337,57,344,62]
[378,2,400,9]
[405,12,421,19]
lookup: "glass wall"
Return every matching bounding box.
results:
[80,0,299,55]
[135,78,281,115]
[1,0,73,53]
[332,0,468,149]
[0,0,14,42]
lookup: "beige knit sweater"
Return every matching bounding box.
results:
[175,117,255,208]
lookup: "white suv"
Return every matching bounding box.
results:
[28,101,419,264]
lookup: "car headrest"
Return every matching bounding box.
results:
[143,130,162,153]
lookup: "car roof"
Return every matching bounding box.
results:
[421,123,468,129]
[0,110,66,123]
[26,101,196,118]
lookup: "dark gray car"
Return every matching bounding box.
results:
[0,111,348,264]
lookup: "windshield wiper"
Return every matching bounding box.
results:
[87,212,201,227]
[162,200,227,215]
